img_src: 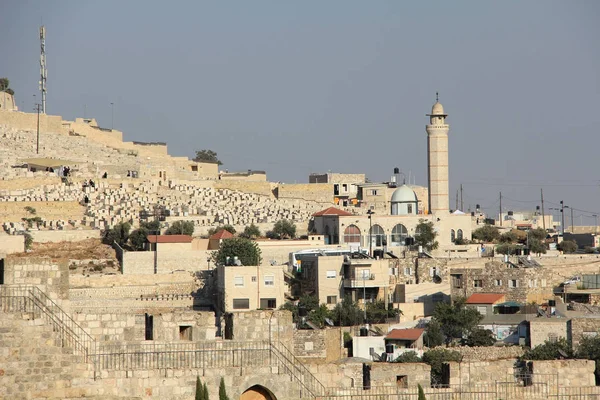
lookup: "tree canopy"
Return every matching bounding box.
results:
[272,219,297,239]
[427,298,484,344]
[557,240,578,254]
[103,222,131,247]
[165,220,194,236]
[0,78,14,96]
[212,237,262,266]
[240,223,261,239]
[472,225,500,243]
[414,219,438,251]
[208,225,236,236]
[194,149,223,165]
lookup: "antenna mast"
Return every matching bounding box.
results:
[39,25,47,114]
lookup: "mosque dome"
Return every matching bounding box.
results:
[391,185,418,203]
[431,101,445,115]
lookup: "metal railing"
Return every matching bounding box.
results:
[0,285,97,364]
[270,341,326,398]
[96,341,271,371]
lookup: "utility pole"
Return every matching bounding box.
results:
[455,190,459,211]
[540,189,546,232]
[499,192,503,227]
[367,209,374,257]
[460,184,463,211]
[570,207,574,233]
[35,103,41,154]
[39,26,47,114]
[560,201,565,236]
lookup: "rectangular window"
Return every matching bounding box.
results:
[233,299,250,309]
[528,279,537,288]
[404,267,412,276]
[234,276,244,287]
[326,270,337,279]
[371,190,378,196]
[260,298,276,309]
[264,275,274,286]
[548,333,558,343]
[473,279,483,288]
[541,279,547,288]
[251,276,257,282]
[477,306,487,315]
[360,269,371,279]
[451,274,463,289]
[407,204,413,213]
[509,279,518,288]
[327,295,337,304]
[495,279,502,286]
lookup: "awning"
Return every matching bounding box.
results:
[494,301,523,308]
[21,158,77,168]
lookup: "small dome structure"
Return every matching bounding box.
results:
[390,185,418,216]
[431,101,445,116]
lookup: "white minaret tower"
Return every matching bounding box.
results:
[426,93,449,215]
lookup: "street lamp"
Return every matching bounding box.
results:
[564,205,574,233]
[367,209,375,257]
[110,102,114,130]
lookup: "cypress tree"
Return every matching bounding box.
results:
[195,376,204,400]
[219,377,230,400]
[203,382,209,400]
[417,383,427,400]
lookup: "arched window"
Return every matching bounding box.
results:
[457,229,463,240]
[344,225,361,243]
[451,229,456,242]
[370,224,385,247]
[391,224,408,246]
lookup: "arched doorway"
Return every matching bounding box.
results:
[240,385,277,400]
[391,224,408,246]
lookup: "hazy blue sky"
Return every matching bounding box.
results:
[1,1,599,224]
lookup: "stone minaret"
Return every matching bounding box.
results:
[426,93,449,215]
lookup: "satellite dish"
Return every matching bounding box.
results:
[325,318,334,326]
[558,349,569,359]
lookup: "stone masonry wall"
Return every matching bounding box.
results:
[294,329,327,359]
[450,345,525,361]
[529,319,568,348]
[4,256,69,300]
[569,316,600,348]
[231,310,293,347]
[532,359,595,387]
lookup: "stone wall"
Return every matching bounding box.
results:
[122,251,155,274]
[529,319,568,348]
[569,316,600,348]
[0,109,65,133]
[214,180,274,197]
[0,200,85,223]
[294,329,327,359]
[450,261,555,303]
[231,310,293,347]
[448,359,515,387]
[307,361,431,389]
[29,228,101,243]
[275,182,334,203]
[450,345,525,361]
[3,256,69,300]
[532,359,595,387]
[0,233,24,254]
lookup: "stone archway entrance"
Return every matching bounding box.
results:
[240,385,277,400]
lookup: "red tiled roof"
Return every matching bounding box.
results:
[385,328,424,341]
[312,207,353,217]
[465,293,506,305]
[209,229,234,240]
[147,235,193,244]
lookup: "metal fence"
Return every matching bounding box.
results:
[96,341,272,370]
